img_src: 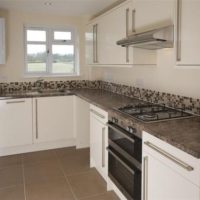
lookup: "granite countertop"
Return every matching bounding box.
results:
[74,89,200,159]
[1,88,200,159]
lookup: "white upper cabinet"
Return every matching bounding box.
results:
[0,18,5,65]
[86,0,156,67]
[176,0,200,66]
[134,0,174,31]
[96,1,134,66]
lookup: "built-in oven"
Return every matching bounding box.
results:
[107,121,142,200]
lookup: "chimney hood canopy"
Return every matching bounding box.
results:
[117,25,174,50]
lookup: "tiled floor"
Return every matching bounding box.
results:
[0,147,120,200]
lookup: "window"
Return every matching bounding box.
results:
[24,26,78,76]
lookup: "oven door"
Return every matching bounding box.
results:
[108,147,141,200]
[108,122,142,166]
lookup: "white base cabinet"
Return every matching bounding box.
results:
[0,98,33,148]
[143,132,200,200]
[90,104,108,181]
[33,96,75,143]
[74,96,90,149]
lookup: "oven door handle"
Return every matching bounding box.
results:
[107,147,135,175]
[107,123,135,143]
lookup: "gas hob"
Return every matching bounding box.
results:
[117,103,194,123]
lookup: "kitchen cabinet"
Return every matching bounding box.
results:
[142,132,200,200]
[33,96,74,143]
[74,96,90,149]
[0,18,5,64]
[176,0,200,66]
[90,104,108,181]
[0,98,33,148]
[134,0,174,31]
[85,0,156,67]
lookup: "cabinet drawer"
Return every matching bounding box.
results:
[90,104,108,124]
[143,131,200,187]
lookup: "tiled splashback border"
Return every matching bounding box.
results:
[99,81,200,115]
[0,80,199,115]
[0,80,100,93]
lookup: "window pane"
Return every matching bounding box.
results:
[54,31,72,41]
[52,45,74,74]
[27,30,46,42]
[27,44,47,72]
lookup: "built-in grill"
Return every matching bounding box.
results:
[117,103,193,123]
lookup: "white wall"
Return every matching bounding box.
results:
[0,9,89,82]
[91,48,200,99]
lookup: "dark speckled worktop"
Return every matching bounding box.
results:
[75,89,200,159]
[1,88,200,159]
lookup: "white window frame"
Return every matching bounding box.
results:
[24,25,79,77]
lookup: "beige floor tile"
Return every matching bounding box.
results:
[0,165,23,189]
[24,160,64,184]
[67,169,107,199]
[81,191,120,200]
[0,154,22,169]
[23,150,56,165]
[0,185,25,200]
[55,147,77,158]
[60,148,90,175]
[26,179,75,200]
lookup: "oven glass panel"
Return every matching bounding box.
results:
[109,124,142,163]
[108,148,141,200]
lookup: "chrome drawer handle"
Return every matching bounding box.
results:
[144,141,194,171]
[90,109,105,119]
[6,100,25,104]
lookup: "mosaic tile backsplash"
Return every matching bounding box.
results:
[0,80,199,115]
[99,81,200,116]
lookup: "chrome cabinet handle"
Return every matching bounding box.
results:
[6,100,25,104]
[35,99,38,139]
[107,123,135,143]
[95,24,98,63]
[144,141,194,171]
[176,0,182,62]
[102,127,106,168]
[132,9,136,33]
[90,109,105,120]
[126,8,130,37]
[107,147,135,175]
[126,46,130,63]
[143,156,148,200]
[93,25,96,63]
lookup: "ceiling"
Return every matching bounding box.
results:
[0,0,120,17]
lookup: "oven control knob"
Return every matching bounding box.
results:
[112,117,118,124]
[127,126,136,134]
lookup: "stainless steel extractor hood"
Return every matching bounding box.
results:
[117,25,174,50]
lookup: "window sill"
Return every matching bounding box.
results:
[23,74,82,79]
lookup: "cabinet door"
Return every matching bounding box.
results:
[134,0,174,30]
[176,0,200,66]
[143,151,200,200]
[90,113,108,180]
[34,96,74,143]
[97,1,134,65]
[0,99,33,148]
